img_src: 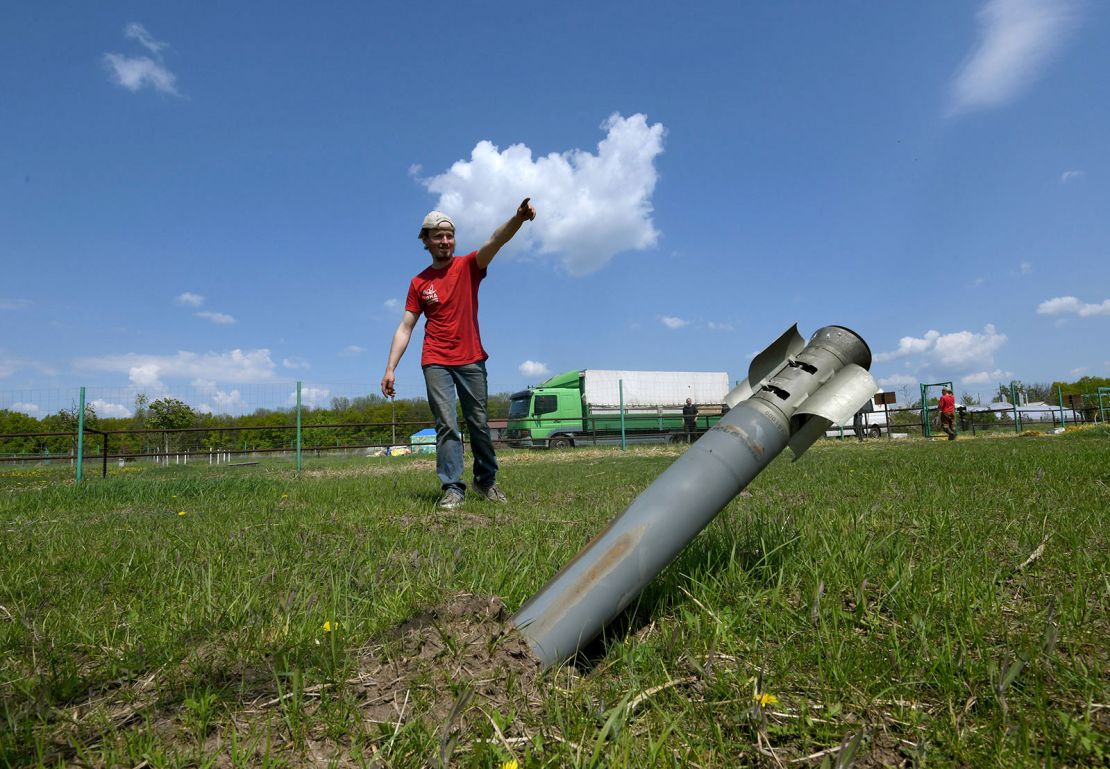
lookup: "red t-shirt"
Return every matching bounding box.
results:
[938,393,955,414]
[405,251,488,367]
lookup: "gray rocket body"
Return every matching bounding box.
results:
[510,325,878,669]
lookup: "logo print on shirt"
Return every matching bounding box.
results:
[421,285,440,305]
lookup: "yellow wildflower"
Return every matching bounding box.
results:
[323,621,338,633]
[754,692,778,708]
[178,511,187,516]
[501,761,519,769]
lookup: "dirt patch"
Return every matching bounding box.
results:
[348,592,545,728]
[25,593,552,767]
[211,592,560,765]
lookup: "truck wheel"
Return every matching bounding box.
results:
[870,425,882,439]
[549,436,573,449]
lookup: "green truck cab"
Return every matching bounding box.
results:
[505,369,730,449]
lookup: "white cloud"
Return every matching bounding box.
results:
[125,23,167,55]
[0,355,21,378]
[104,54,179,95]
[660,315,689,330]
[76,349,279,388]
[877,374,919,387]
[11,402,40,416]
[176,292,204,307]
[1037,296,1110,317]
[1019,261,1032,275]
[874,330,941,362]
[707,321,734,332]
[282,357,310,370]
[383,298,401,310]
[0,298,31,310]
[1060,170,1085,184]
[875,325,1008,371]
[129,363,163,388]
[213,389,244,410]
[90,399,132,418]
[420,113,664,275]
[934,325,1008,366]
[195,311,236,325]
[519,360,551,378]
[196,387,248,414]
[104,23,180,95]
[961,369,1013,385]
[948,0,1078,115]
[289,386,331,408]
[1070,367,1087,376]
[340,345,366,357]
[0,352,55,380]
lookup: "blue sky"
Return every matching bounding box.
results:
[2,1,1108,417]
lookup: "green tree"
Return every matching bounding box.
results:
[0,409,44,456]
[1024,382,1053,402]
[148,398,197,455]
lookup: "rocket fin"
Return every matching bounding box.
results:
[725,324,805,408]
[788,363,879,459]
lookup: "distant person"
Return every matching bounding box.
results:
[381,198,536,509]
[682,398,699,443]
[938,386,957,440]
[852,408,865,442]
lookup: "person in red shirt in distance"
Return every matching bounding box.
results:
[381,198,536,509]
[938,386,957,441]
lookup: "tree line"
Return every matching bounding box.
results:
[0,392,514,459]
[3,376,1105,459]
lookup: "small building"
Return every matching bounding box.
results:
[488,418,507,443]
[410,428,437,454]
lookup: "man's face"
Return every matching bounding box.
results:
[424,224,455,261]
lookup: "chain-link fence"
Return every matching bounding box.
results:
[2,382,1105,481]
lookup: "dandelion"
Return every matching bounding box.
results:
[178,511,187,516]
[323,621,338,633]
[501,761,519,769]
[754,692,778,708]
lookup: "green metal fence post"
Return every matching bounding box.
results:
[920,383,930,437]
[296,381,303,473]
[76,386,86,484]
[1057,385,1065,428]
[1011,382,1020,433]
[619,379,626,451]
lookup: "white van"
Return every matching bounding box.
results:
[824,396,888,439]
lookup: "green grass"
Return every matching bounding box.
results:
[1,429,1108,767]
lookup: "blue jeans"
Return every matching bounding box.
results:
[423,361,498,491]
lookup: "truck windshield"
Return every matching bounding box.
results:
[508,397,530,420]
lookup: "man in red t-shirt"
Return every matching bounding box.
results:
[938,387,957,440]
[381,198,535,509]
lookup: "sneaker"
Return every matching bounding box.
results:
[476,484,508,503]
[437,487,465,510]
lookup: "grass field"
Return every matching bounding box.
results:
[2,428,1108,768]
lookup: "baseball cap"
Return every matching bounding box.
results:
[419,210,455,237]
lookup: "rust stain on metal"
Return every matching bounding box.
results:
[720,422,764,459]
[524,525,644,637]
